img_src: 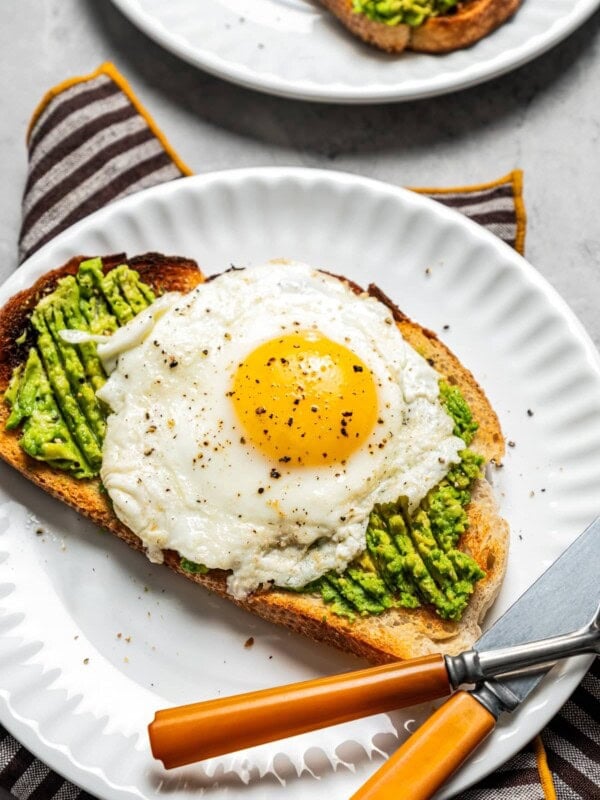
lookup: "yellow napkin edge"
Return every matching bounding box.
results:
[535,734,558,800]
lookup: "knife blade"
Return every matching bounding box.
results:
[148,517,600,770]
[349,517,600,800]
[477,514,600,652]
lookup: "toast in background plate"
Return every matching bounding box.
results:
[319,0,523,54]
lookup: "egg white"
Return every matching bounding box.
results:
[97,262,465,597]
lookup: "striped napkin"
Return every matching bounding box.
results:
[2,62,598,800]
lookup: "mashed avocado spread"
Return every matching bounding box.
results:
[353,0,459,27]
[5,261,484,621]
[300,382,485,622]
[4,258,155,478]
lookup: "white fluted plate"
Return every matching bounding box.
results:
[0,168,598,800]
[108,0,600,102]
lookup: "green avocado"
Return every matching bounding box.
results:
[179,558,209,575]
[6,347,92,477]
[439,380,478,446]
[353,0,459,27]
[305,387,486,622]
[4,258,155,477]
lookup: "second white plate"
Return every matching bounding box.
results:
[109,0,600,102]
[1,168,599,800]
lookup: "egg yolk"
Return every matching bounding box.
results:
[230,332,378,466]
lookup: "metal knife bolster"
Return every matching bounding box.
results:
[444,611,599,688]
[468,680,523,719]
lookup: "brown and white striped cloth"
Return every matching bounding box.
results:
[3,62,597,800]
[19,63,191,263]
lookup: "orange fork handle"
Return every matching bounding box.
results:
[149,654,450,769]
[351,691,496,800]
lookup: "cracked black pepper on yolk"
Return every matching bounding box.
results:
[229,331,379,466]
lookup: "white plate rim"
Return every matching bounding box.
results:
[108,0,600,103]
[0,167,598,799]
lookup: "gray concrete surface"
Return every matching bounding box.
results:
[1,0,599,337]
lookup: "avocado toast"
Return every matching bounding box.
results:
[319,0,523,54]
[0,254,508,664]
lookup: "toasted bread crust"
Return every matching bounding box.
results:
[319,0,523,54]
[0,255,508,663]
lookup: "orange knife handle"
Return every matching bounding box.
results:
[149,654,450,769]
[350,691,496,800]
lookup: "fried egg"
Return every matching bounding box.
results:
[97,262,465,597]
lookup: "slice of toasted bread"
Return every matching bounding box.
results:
[0,255,508,664]
[319,0,523,54]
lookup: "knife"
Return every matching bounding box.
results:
[148,517,600,775]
